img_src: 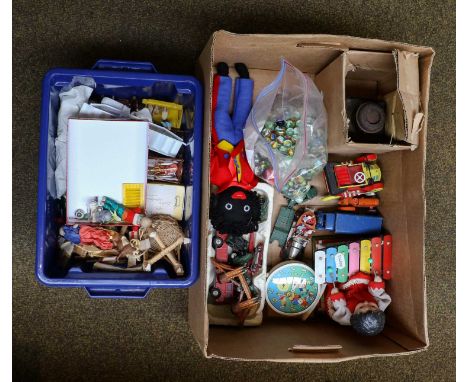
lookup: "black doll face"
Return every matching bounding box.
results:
[210,187,261,235]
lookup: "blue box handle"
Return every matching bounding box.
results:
[85,287,150,299]
[92,59,157,73]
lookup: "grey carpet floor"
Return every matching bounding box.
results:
[13,1,455,381]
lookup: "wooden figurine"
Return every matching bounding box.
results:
[134,216,185,276]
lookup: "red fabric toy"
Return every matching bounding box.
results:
[79,226,114,250]
[210,62,258,193]
[322,272,391,336]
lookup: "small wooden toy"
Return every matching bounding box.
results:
[137,215,185,276]
[322,154,384,201]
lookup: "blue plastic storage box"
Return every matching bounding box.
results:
[36,60,203,298]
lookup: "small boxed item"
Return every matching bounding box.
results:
[148,157,184,183]
[145,183,185,220]
[66,119,148,223]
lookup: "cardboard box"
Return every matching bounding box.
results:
[190,31,434,362]
[316,50,424,152]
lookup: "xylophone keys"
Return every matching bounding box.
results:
[314,250,326,285]
[325,247,337,283]
[360,240,372,273]
[336,244,349,282]
[371,237,382,276]
[348,242,360,276]
[383,234,392,280]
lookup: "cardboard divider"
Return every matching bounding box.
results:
[190,30,434,362]
[316,49,423,152]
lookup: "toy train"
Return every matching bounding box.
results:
[313,234,392,285]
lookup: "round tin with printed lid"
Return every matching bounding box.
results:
[265,261,320,316]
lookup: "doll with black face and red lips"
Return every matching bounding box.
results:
[210,187,261,236]
[209,62,262,235]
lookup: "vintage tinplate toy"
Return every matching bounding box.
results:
[265,262,320,316]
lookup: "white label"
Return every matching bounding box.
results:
[335,253,346,270]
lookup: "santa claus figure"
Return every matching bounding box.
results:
[324,272,391,336]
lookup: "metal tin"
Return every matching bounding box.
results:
[265,261,320,316]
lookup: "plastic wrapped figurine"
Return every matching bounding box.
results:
[323,272,391,336]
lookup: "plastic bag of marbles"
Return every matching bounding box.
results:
[244,59,327,203]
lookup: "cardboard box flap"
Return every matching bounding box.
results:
[394,50,423,146]
[315,54,347,152]
[213,30,434,57]
[211,31,346,74]
[346,51,397,95]
[207,319,426,362]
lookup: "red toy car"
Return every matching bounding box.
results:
[322,154,384,200]
[209,274,236,303]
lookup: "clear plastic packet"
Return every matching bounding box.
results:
[244,59,327,203]
[147,157,184,183]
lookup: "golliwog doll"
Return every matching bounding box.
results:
[209,62,262,235]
